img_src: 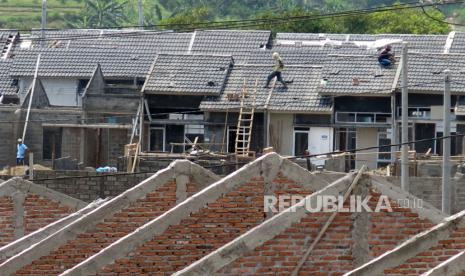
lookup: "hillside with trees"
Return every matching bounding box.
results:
[0,0,461,34]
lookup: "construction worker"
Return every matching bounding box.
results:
[264,52,293,88]
[16,138,28,166]
[378,45,395,67]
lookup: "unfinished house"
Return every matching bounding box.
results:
[201,63,332,159]
[2,46,156,168]
[319,55,400,170]
[0,153,454,276]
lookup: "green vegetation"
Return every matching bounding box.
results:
[0,0,456,34]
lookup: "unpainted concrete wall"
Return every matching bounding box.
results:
[20,78,80,107]
[269,113,293,156]
[32,170,153,202]
[385,175,465,214]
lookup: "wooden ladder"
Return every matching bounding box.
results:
[235,79,257,158]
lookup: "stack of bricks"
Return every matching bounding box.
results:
[0,197,14,247]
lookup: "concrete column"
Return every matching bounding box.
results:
[12,191,25,239]
[175,175,189,204]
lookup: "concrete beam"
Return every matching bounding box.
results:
[0,160,218,275]
[0,199,107,261]
[173,173,355,276]
[345,209,465,276]
[423,250,465,276]
[62,153,327,275]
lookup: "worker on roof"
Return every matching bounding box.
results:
[378,45,395,67]
[16,138,28,166]
[264,52,293,88]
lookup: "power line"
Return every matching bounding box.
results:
[7,0,464,43]
[28,132,465,180]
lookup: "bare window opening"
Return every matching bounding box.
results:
[43,127,62,160]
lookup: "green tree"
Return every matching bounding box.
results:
[68,0,128,28]
[157,7,210,30]
[366,6,451,34]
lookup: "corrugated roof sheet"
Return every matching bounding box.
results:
[143,54,233,95]
[11,48,155,78]
[200,64,331,113]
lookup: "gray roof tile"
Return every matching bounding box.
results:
[275,33,448,53]
[190,30,271,62]
[200,64,331,113]
[319,55,399,96]
[11,48,155,78]
[403,53,465,94]
[449,32,465,53]
[30,30,192,55]
[143,54,233,95]
[0,60,18,96]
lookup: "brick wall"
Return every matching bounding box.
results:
[23,194,73,234]
[217,187,434,276]
[0,193,77,251]
[384,228,465,275]
[96,173,314,275]
[0,197,15,247]
[33,170,153,202]
[368,189,434,258]
[14,178,194,275]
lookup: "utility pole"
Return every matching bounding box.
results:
[22,54,41,142]
[138,0,144,29]
[442,69,451,214]
[401,42,409,192]
[41,0,47,47]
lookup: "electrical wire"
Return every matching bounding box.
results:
[29,132,465,180]
[6,0,464,43]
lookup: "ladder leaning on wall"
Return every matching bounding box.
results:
[235,79,257,159]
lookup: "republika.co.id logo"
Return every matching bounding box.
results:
[264,195,423,213]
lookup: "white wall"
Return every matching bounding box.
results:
[309,127,333,165]
[19,78,80,107]
[356,127,378,170]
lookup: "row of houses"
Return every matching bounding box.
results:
[1,29,465,170]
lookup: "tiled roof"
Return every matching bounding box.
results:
[244,48,331,66]
[200,64,331,113]
[403,53,465,94]
[0,60,18,96]
[11,48,156,78]
[68,32,192,54]
[190,30,271,62]
[275,33,448,53]
[143,54,233,95]
[449,32,465,53]
[319,55,399,96]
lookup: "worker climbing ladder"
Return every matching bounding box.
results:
[235,79,257,158]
